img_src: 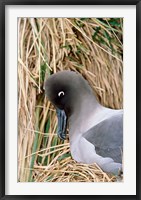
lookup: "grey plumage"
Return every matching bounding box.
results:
[83,114,123,163]
[45,70,123,175]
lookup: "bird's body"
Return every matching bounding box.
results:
[45,70,123,175]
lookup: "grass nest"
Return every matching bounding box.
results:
[18,18,123,182]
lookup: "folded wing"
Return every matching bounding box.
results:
[83,113,123,163]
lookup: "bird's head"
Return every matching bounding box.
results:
[45,70,94,140]
[45,70,92,115]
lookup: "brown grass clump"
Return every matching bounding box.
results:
[18,18,123,182]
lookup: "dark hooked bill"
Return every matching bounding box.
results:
[56,108,67,140]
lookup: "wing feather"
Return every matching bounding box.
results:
[83,113,123,163]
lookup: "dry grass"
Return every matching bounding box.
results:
[18,18,123,182]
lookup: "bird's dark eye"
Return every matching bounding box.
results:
[58,91,65,97]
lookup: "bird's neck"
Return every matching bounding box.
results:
[68,93,102,139]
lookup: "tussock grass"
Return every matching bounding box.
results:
[18,18,123,182]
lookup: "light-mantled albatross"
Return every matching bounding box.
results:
[45,70,123,175]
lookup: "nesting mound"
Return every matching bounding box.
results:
[18,18,123,182]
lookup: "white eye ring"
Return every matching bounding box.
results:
[58,91,65,97]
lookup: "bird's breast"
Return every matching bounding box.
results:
[70,135,97,164]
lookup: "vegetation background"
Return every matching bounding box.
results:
[18,18,123,182]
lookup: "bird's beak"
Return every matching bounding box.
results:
[56,108,67,140]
